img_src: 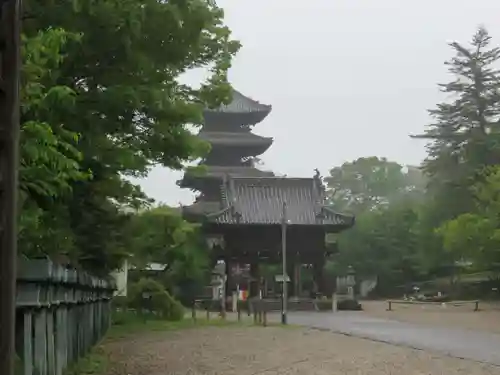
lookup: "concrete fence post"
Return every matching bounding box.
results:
[16,257,116,375]
[332,293,337,313]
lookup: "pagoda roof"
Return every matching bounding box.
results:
[198,131,273,149]
[203,90,272,127]
[205,176,355,229]
[189,165,274,178]
[179,166,274,188]
[182,200,222,218]
[205,90,271,114]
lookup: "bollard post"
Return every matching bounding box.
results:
[263,311,267,327]
[232,291,238,312]
[332,293,337,313]
[237,303,241,322]
[387,301,392,311]
[191,302,196,322]
[474,300,479,312]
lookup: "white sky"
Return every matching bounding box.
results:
[136,0,500,206]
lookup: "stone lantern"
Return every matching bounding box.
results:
[346,266,356,300]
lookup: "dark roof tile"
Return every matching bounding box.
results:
[178,166,275,189]
[198,131,273,148]
[205,90,271,114]
[203,90,272,127]
[208,177,354,229]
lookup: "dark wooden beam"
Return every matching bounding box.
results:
[0,2,21,375]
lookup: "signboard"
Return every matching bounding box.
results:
[274,274,290,283]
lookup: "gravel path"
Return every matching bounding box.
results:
[282,311,500,365]
[103,326,499,375]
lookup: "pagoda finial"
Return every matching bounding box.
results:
[314,168,321,180]
[313,168,326,198]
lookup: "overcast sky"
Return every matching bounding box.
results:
[136,0,500,206]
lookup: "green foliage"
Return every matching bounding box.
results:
[327,28,500,297]
[18,28,88,259]
[437,213,493,264]
[111,296,128,311]
[325,157,426,294]
[128,205,210,304]
[417,27,500,219]
[325,157,425,214]
[334,199,423,294]
[128,278,184,321]
[417,27,500,282]
[19,0,239,275]
[20,28,86,199]
[437,167,500,275]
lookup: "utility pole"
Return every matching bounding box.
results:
[0,1,22,375]
[281,201,288,325]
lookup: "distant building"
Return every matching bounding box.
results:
[110,260,129,297]
[110,260,168,297]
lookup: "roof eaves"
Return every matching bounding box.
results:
[204,90,272,114]
[205,206,232,222]
[205,205,244,224]
[319,206,355,228]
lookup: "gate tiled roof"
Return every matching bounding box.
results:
[206,176,354,229]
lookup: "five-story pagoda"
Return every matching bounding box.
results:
[180,90,274,220]
[180,89,355,301]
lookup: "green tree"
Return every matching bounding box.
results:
[411,198,452,278]
[18,28,88,258]
[127,278,184,321]
[21,0,240,273]
[334,200,422,295]
[437,167,500,276]
[128,205,210,304]
[437,214,493,268]
[325,157,424,214]
[325,157,426,295]
[413,26,500,220]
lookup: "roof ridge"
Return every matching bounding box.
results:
[230,176,315,181]
[198,130,273,139]
[204,89,272,113]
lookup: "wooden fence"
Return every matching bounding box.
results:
[16,257,116,375]
[386,299,480,311]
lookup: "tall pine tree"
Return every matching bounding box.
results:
[413,27,500,219]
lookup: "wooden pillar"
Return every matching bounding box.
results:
[249,262,259,298]
[0,3,22,375]
[287,261,295,298]
[286,258,301,298]
[296,263,302,297]
[313,259,325,297]
[225,260,232,298]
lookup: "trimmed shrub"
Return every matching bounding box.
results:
[337,299,363,311]
[315,300,334,311]
[127,278,184,321]
[112,295,128,310]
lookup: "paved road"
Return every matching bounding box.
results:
[271,312,500,366]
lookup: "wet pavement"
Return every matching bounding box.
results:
[269,312,500,366]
